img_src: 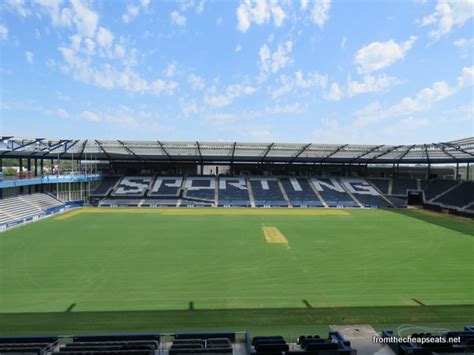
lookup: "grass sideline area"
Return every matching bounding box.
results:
[0,208,473,336]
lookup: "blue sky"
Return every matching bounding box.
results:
[0,0,473,144]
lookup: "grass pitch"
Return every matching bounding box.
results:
[0,208,473,336]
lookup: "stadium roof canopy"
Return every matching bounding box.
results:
[1,136,473,164]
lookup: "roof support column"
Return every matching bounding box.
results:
[426,163,431,180]
[456,163,459,180]
[467,163,470,181]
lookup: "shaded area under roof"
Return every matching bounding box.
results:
[1,137,473,164]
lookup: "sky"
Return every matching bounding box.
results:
[0,0,473,144]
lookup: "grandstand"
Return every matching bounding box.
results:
[0,193,64,229]
[0,137,473,224]
[280,177,324,207]
[218,176,251,207]
[249,177,288,207]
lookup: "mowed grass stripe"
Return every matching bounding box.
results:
[1,305,473,336]
[0,208,473,334]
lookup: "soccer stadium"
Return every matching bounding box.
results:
[0,136,473,354]
[1,0,474,354]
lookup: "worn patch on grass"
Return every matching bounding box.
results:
[54,208,163,220]
[263,226,288,244]
[149,209,348,216]
[55,207,349,220]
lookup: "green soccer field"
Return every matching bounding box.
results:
[0,208,473,336]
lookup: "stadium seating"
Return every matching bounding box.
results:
[141,198,180,207]
[169,336,233,354]
[432,181,474,208]
[340,178,392,207]
[387,196,407,207]
[100,198,142,207]
[183,176,216,202]
[86,175,473,211]
[369,178,390,194]
[423,180,459,201]
[0,193,64,227]
[149,176,183,196]
[91,176,121,197]
[391,179,418,196]
[279,177,324,207]
[112,176,153,196]
[52,334,160,355]
[0,336,58,355]
[310,178,358,207]
[218,176,251,207]
[249,177,288,207]
[248,332,355,354]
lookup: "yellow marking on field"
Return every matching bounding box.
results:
[54,208,164,220]
[262,226,288,244]
[54,207,349,220]
[159,209,349,216]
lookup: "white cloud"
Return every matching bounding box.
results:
[150,79,179,96]
[417,0,474,40]
[0,25,8,40]
[352,70,472,127]
[236,0,287,33]
[309,0,331,27]
[166,63,176,77]
[58,45,178,95]
[25,51,34,64]
[348,74,401,96]
[259,41,293,79]
[70,0,98,38]
[325,82,342,101]
[6,0,30,17]
[122,4,139,24]
[9,0,98,37]
[204,84,256,108]
[96,27,114,48]
[457,66,474,87]
[189,74,206,90]
[271,5,286,27]
[301,0,309,10]
[354,36,416,74]
[235,44,242,52]
[453,37,474,58]
[295,70,328,89]
[271,70,327,98]
[122,0,150,24]
[171,11,186,26]
[33,0,73,28]
[84,38,96,55]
